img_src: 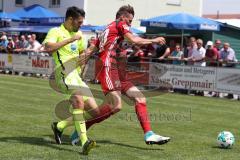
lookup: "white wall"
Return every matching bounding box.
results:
[86,0,202,26]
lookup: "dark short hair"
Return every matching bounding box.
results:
[66,6,85,19]
[116,5,134,19]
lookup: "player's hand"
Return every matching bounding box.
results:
[72,33,82,41]
[155,37,166,45]
[159,56,164,60]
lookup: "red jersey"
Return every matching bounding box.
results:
[206,48,219,66]
[96,20,131,66]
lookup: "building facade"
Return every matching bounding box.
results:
[0,0,202,26]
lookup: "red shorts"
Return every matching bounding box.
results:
[98,64,134,95]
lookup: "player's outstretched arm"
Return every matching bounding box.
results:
[124,32,166,45]
[78,45,98,67]
[44,33,82,54]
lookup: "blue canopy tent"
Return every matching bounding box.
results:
[0,25,104,33]
[0,12,22,21]
[11,4,64,24]
[140,13,222,47]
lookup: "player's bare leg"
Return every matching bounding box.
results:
[125,86,170,145]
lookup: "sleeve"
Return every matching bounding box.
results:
[179,51,184,57]
[202,48,206,57]
[213,48,219,58]
[76,31,85,53]
[78,39,85,53]
[117,21,131,35]
[42,27,59,44]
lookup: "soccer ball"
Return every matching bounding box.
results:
[217,131,235,148]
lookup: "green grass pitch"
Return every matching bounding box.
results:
[0,74,239,160]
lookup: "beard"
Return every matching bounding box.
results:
[72,27,79,32]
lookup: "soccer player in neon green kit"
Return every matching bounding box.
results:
[43,6,99,155]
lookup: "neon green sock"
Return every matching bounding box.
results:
[57,119,73,132]
[73,109,88,145]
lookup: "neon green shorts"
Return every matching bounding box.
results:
[54,68,92,102]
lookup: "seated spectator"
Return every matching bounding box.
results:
[185,39,206,66]
[168,44,184,65]
[205,41,219,67]
[219,42,238,67]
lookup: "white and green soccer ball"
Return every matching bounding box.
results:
[217,131,235,148]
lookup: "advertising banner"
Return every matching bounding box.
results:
[149,63,216,91]
[0,53,13,70]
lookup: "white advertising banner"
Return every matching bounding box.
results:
[12,55,54,74]
[149,63,216,91]
[0,53,13,70]
[12,54,32,73]
[216,68,240,94]
[31,55,54,74]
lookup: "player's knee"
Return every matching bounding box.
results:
[70,94,84,109]
[112,97,122,113]
[112,104,122,113]
[135,97,146,104]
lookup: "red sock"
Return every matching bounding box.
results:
[135,102,151,133]
[86,104,117,129]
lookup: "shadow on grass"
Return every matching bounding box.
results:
[0,135,77,153]
[0,135,164,154]
[97,140,164,151]
[211,146,233,150]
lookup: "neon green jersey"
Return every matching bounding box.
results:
[43,24,85,73]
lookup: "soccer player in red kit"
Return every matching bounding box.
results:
[72,5,170,145]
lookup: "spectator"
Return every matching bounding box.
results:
[13,35,21,50]
[87,36,96,48]
[213,39,222,65]
[25,35,42,55]
[31,34,41,45]
[186,39,206,66]
[0,35,9,52]
[219,42,238,67]
[168,43,184,65]
[219,42,238,99]
[187,39,206,96]
[214,39,222,52]
[205,41,219,67]
[14,35,30,54]
[169,39,176,53]
[7,37,15,52]
[205,41,220,97]
[185,37,197,65]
